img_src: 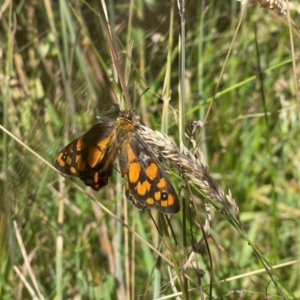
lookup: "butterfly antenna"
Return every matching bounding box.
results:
[130,87,150,111]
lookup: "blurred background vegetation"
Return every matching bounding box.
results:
[1,0,299,299]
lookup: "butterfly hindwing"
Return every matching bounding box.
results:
[119,132,180,214]
[55,119,116,190]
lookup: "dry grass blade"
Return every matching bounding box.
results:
[13,221,44,299]
[139,125,226,206]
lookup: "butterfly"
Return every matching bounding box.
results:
[55,106,180,214]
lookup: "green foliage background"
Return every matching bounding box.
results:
[1,0,299,299]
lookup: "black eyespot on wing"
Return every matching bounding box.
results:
[161,192,168,200]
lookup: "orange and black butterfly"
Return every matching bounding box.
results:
[55,107,180,214]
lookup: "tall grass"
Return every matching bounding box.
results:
[1,0,299,299]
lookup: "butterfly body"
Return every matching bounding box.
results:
[55,109,180,214]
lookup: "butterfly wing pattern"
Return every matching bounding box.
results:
[55,118,117,190]
[55,109,180,214]
[119,133,180,214]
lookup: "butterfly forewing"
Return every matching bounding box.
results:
[55,119,116,190]
[118,133,180,214]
